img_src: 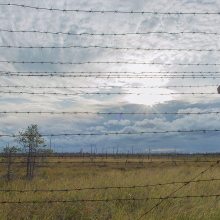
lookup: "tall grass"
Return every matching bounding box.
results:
[0,156,220,220]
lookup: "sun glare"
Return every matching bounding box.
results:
[123,78,174,106]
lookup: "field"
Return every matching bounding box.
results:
[0,155,220,220]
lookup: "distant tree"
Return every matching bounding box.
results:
[17,124,45,179]
[3,145,20,181]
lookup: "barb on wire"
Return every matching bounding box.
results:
[1,3,220,15]
[0,178,219,193]
[1,29,220,37]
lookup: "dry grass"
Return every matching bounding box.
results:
[0,155,220,220]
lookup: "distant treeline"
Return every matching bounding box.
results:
[1,152,220,158]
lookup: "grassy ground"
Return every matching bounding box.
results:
[0,155,220,220]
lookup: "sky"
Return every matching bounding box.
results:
[0,0,220,153]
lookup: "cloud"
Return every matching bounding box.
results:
[104,120,131,126]
[0,0,220,152]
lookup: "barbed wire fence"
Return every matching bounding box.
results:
[0,1,220,219]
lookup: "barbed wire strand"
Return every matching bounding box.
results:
[1,74,220,79]
[1,3,220,15]
[0,111,220,115]
[1,129,220,138]
[2,45,220,52]
[1,194,220,205]
[0,160,218,165]
[0,91,219,96]
[0,84,218,89]
[1,60,220,66]
[1,29,220,36]
[1,70,220,74]
[0,157,217,162]
[0,178,219,193]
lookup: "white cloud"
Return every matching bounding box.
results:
[104,120,131,126]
